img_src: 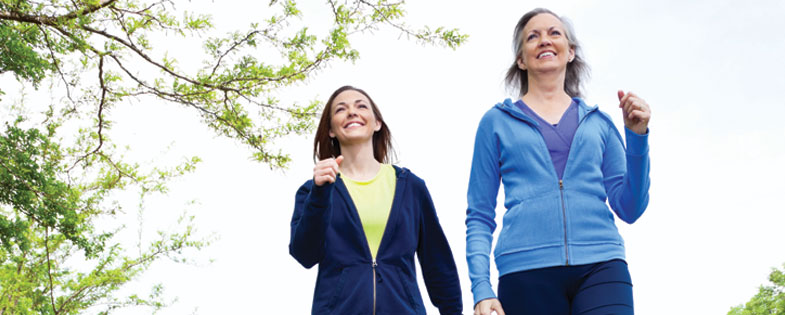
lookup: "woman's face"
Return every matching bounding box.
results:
[328,90,381,145]
[517,13,575,75]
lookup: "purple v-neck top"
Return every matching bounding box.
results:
[515,99,578,180]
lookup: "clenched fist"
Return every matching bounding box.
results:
[313,156,344,186]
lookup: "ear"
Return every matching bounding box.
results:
[329,128,335,138]
[569,48,575,63]
[374,119,383,132]
[517,55,527,71]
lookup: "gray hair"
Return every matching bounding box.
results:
[505,8,590,98]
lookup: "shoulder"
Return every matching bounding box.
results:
[480,99,511,122]
[392,165,428,190]
[586,107,624,143]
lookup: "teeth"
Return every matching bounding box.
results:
[538,52,555,58]
[346,122,362,128]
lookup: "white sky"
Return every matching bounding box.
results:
[3,0,785,314]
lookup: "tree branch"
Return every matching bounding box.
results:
[209,30,263,78]
[44,228,58,315]
[0,0,117,25]
[79,25,232,92]
[38,25,73,101]
[59,0,118,21]
[68,56,107,171]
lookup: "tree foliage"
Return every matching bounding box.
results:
[730,263,785,315]
[0,0,465,313]
[0,0,466,167]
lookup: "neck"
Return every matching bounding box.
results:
[339,140,381,181]
[522,70,572,110]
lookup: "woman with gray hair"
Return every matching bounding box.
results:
[465,8,652,315]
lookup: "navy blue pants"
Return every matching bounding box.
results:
[498,259,633,315]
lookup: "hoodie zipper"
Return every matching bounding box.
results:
[557,104,595,266]
[337,169,403,315]
[372,260,377,315]
[559,179,569,265]
[502,100,597,266]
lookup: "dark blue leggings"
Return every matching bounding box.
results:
[498,259,633,315]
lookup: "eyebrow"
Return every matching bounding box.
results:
[528,26,561,34]
[335,99,366,106]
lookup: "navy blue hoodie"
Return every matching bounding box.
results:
[290,166,462,314]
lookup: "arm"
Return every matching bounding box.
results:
[416,180,462,315]
[602,125,650,224]
[288,181,333,268]
[602,91,652,223]
[465,112,502,306]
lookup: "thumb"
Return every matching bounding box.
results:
[617,90,625,101]
[335,155,344,166]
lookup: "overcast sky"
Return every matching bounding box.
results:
[4,1,785,314]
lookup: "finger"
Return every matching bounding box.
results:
[623,99,637,115]
[628,109,650,121]
[314,174,334,185]
[315,158,335,169]
[319,174,336,184]
[481,301,493,315]
[327,160,340,175]
[316,158,339,175]
[617,90,625,102]
[316,167,337,180]
[494,304,506,315]
[335,155,344,166]
[475,303,487,315]
[624,99,648,117]
[624,93,646,109]
[619,91,632,109]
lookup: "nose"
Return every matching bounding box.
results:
[346,106,357,117]
[538,37,552,47]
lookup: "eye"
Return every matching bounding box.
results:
[551,30,561,36]
[526,33,537,41]
[334,107,345,113]
[358,103,369,109]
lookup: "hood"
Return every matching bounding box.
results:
[493,97,599,125]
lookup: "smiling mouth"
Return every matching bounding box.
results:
[537,51,556,59]
[344,122,364,128]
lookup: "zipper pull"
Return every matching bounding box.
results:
[559,179,564,190]
[372,260,382,283]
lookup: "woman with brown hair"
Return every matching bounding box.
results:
[290,85,462,314]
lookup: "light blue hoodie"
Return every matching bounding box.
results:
[466,98,650,305]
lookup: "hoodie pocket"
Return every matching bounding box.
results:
[496,196,564,256]
[325,267,348,312]
[396,266,419,311]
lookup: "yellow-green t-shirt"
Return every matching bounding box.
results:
[342,164,396,259]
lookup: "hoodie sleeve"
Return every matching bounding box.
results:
[601,124,651,224]
[465,110,502,305]
[289,180,333,268]
[415,179,463,315]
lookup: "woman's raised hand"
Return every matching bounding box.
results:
[617,90,651,135]
[313,156,344,186]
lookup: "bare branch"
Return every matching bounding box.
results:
[38,25,73,101]
[68,56,107,171]
[356,0,439,42]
